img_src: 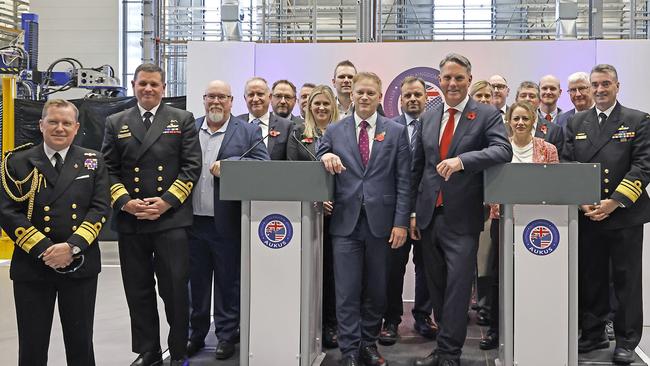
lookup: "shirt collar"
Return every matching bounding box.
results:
[500,105,507,114]
[354,111,378,128]
[596,101,617,118]
[43,143,71,162]
[248,111,270,125]
[201,115,230,134]
[137,103,161,117]
[404,112,419,125]
[444,95,470,114]
[538,107,559,119]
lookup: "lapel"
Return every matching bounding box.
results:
[217,115,238,160]
[366,116,385,174]
[137,104,169,159]
[447,99,475,158]
[425,107,443,161]
[126,107,146,143]
[46,145,82,204]
[583,104,624,161]
[267,113,277,153]
[28,143,59,188]
[343,116,364,172]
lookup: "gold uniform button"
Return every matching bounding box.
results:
[72,214,77,220]
[72,226,77,231]
[71,203,77,209]
[44,227,51,233]
[604,189,609,193]
[604,178,609,183]
[44,216,51,222]
[134,188,140,193]
[101,217,106,223]
[44,206,50,212]
[134,167,140,173]
[157,187,163,192]
[158,166,163,171]
[157,176,163,182]
[134,177,140,183]
[604,169,609,174]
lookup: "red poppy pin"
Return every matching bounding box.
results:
[269,130,280,137]
[374,131,386,142]
[301,137,314,144]
[540,124,548,135]
[466,111,477,120]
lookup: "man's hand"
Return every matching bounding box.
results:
[389,227,408,249]
[210,161,221,177]
[436,157,462,181]
[136,197,172,220]
[584,199,619,222]
[42,243,74,269]
[323,201,334,216]
[321,153,346,175]
[123,198,149,216]
[409,217,421,240]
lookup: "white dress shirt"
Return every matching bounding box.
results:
[43,144,70,167]
[248,111,270,146]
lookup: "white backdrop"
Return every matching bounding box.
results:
[187,39,650,324]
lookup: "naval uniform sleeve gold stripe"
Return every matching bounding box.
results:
[74,222,100,246]
[110,183,129,206]
[15,226,47,253]
[620,179,643,195]
[168,180,193,204]
[615,183,640,203]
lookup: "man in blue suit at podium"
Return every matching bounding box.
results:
[317,71,411,366]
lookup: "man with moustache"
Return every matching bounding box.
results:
[557,72,595,128]
[238,77,292,160]
[538,75,564,124]
[271,79,304,126]
[0,99,110,366]
[379,76,435,346]
[411,54,512,366]
[318,72,411,366]
[515,81,564,152]
[488,74,510,118]
[563,64,650,365]
[332,60,357,119]
[102,63,202,366]
[186,80,269,360]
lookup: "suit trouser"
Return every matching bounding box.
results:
[14,275,98,366]
[188,215,240,343]
[332,210,390,357]
[323,216,338,327]
[486,218,500,333]
[421,210,479,358]
[579,221,643,349]
[118,228,189,359]
[384,237,433,325]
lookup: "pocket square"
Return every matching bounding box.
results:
[75,175,90,180]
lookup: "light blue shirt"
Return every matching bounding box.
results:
[192,117,229,216]
[404,113,418,144]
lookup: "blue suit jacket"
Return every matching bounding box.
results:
[534,117,564,153]
[236,112,293,160]
[556,108,575,129]
[411,98,512,234]
[317,114,411,238]
[195,115,269,238]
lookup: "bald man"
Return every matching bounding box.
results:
[538,75,563,124]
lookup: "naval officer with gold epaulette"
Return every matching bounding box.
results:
[0,99,110,366]
[101,63,201,366]
[562,64,650,365]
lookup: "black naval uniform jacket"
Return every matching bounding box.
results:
[562,102,650,229]
[0,143,111,281]
[102,103,202,233]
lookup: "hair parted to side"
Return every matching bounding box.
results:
[469,80,493,96]
[400,76,426,90]
[304,85,339,139]
[516,81,540,98]
[568,71,590,84]
[272,79,297,94]
[352,72,382,91]
[133,63,165,81]
[591,64,618,82]
[439,53,472,74]
[504,100,537,136]
[42,99,79,120]
[333,60,357,78]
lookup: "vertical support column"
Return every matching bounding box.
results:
[358,0,377,42]
[556,0,578,39]
[222,0,243,41]
[0,76,16,259]
[631,0,637,38]
[568,207,579,366]
[589,0,604,39]
[496,204,514,366]
[240,201,251,366]
[142,0,159,64]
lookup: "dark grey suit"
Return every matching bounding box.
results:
[237,112,293,160]
[535,117,564,153]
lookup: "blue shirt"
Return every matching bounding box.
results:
[192,117,229,216]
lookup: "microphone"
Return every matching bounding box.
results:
[238,126,273,160]
[291,129,318,161]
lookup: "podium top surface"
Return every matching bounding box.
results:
[220,160,334,201]
[484,162,601,205]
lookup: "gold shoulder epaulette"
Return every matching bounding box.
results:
[2,143,33,158]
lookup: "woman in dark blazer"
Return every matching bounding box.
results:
[287,85,340,349]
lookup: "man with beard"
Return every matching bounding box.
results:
[271,79,304,126]
[186,80,269,360]
[538,74,564,124]
[557,72,595,128]
[238,77,293,160]
[488,74,510,119]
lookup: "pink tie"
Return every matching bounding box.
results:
[359,120,369,167]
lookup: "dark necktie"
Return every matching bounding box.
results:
[437,108,456,207]
[358,120,370,167]
[143,111,153,130]
[599,112,607,128]
[545,113,552,122]
[409,119,420,151]
[53,152,63,173]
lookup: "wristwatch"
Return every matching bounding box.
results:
[68,244,81,255]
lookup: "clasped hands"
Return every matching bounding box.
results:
[581,199,620,221]
[42,243,75,269]
[123,197,171,220]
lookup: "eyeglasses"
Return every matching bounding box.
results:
[203,94,232,102]
[568,86,589,94]
[272,94,295,101]
[491,83,508,91]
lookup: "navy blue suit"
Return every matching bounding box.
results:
[317,113,411,357]
[381,114,432,326]
[412,98,512,359]
[534,117,564,153]
[237,113,293,160]
[556,108,576,129]
[188,115,268,345]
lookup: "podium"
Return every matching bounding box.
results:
[484,163,601,366]
[220,160,334,366]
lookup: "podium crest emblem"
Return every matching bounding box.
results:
[522,219,560,256]
[258,214,293,249]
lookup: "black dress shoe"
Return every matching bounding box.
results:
[613,347,635,364]
[186,340,205,357]
[578,333,609,353]
[378,322,398,346]
[360,345,387,366]
[234,327,240,344]
[414,316,438,339]
[215,341,236,360]
[323,324,339,349]
[130,351,163,366]
[479,331,498,350]
[606,320,615,341]
[170,359,188,366]
[413,351,439,366]
[340,355,360,366]
[475,310,490,326]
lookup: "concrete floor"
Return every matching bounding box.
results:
[0,241,648,365]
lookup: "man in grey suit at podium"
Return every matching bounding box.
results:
[411,54,512,366]
[317,71,411,366]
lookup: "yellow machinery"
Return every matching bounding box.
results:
[1,75,16,258]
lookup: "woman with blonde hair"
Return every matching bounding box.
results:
[469,80,494,105]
